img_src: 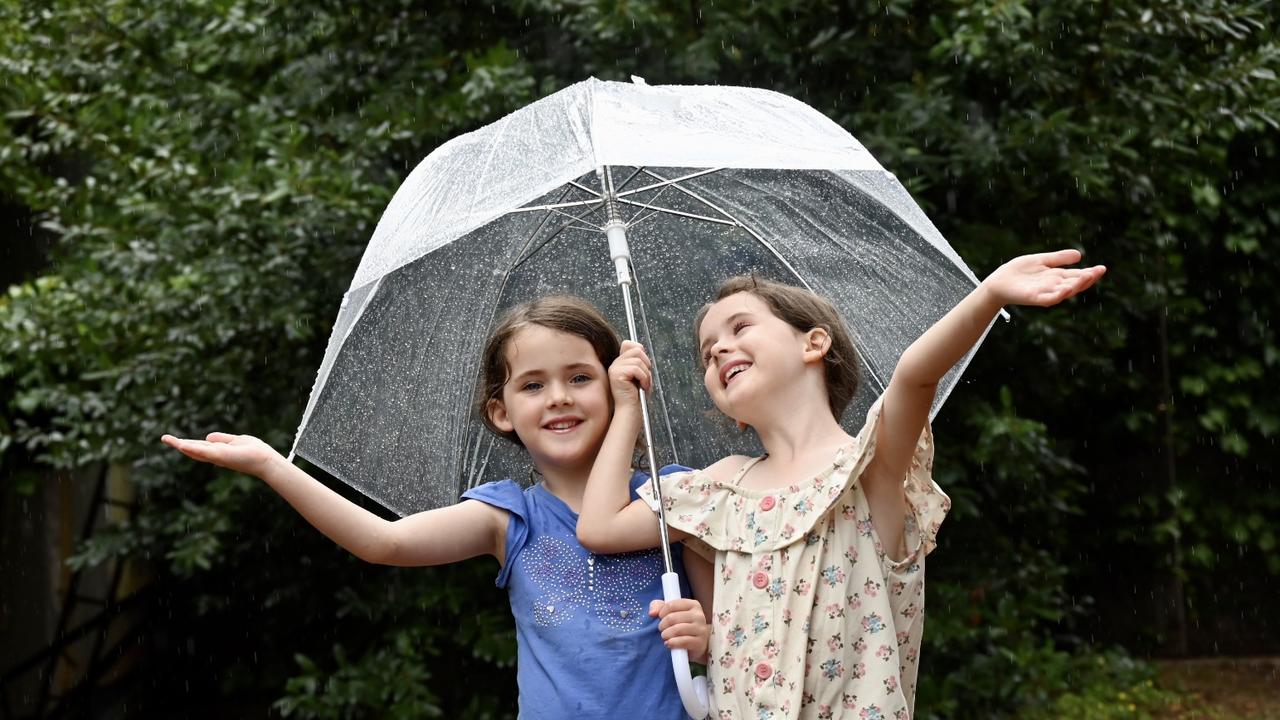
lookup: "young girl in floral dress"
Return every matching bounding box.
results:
[579,250,1105,719]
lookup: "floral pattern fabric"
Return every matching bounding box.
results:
[638,398,949,719]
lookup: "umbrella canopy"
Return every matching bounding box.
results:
[289,77,996,516]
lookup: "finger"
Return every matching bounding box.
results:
[171,440,216,461]
[664,634,706,652]
[658,598,697,616]
[617,367,648,390]
[662,621,699,640]
[206,432,237,443]
[1058,268,1104,300]
[1038,248,1083,268]
[620,363,652,391]
[649,599,664,618]
[620,342,650,361]
[659,609,704,632]
[662,622,710,646]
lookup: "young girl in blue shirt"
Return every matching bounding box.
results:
[164,295,711,719]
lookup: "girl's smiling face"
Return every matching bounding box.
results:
[486,325,612,473]
[697,292,812,422]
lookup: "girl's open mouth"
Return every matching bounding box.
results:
[720,360,752,388]
[543,417,584,433]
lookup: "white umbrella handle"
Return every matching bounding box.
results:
[663,572,710,719]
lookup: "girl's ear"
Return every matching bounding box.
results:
[487,398,514,433]
[802,327,832,364]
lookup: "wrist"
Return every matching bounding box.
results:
[973,280,1007,315]
[259,450,291,481]
[614,399,644,425]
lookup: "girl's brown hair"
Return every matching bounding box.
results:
[695,276,861,419]
[476,296,621,445]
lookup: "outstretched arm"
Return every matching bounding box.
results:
[862,249,1106,558]
[161,433,507,566]
[577,341,688,553]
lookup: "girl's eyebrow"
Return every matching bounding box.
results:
[510,362,595,384]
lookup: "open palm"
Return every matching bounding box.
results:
[161,432,280,478]
[986,249,1107,307]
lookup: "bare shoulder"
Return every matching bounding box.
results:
[700,454,756,483]
[457,498,509,531]
[457,498,511,562]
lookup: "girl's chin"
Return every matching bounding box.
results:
[713,396,765,425]
[530,445,599,472]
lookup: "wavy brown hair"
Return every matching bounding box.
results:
[695,276,860,420]
[475,296,621,446]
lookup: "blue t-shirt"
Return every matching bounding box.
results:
[462,467,691,720]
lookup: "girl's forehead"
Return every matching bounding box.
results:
[506,325,602,370]
[699,292,772,334]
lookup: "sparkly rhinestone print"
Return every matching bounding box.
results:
[520,534,664,631]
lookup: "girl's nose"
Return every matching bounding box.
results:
[546,382,574,407]
[710,337,733,360]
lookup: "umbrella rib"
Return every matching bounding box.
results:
[470,437,497,491]
[638,168,890,393]
[464,427,485,489]
[568,180,603,197]
[639,169,812,289]
[510,198,602,213]
[627,256,682,465]
[621,182,674,228]
[464,186,581,489]
[612,166,646,193]
[508,201,604,272]
[615,198,736,226]
[618,167,724,198]
[547,203,603,225]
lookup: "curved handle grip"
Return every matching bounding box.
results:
[662,572,710,719]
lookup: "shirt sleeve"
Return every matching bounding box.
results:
[635,462,742,552]
[460,480,527,589]
[858,397,950,575]
[630,464,718,561]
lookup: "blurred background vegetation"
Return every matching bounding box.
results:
[1,0,1277,717]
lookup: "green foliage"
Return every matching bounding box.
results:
[275,562,518,720]
[2,0,1277,716]
[1020,652,1208,720]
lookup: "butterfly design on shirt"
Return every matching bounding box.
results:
[519,534,663,631]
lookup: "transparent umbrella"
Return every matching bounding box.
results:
[288,77,1000,718]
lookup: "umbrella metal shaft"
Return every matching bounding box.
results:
[598,166,677,575]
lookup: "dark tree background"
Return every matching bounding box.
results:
[2,0,1276,717]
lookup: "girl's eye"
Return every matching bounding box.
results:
[733,321,750,334]
[521,381,543,392]
[570,373,592,384]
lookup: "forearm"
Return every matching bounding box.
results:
[895,281,1004,386]
[577,407,643,549]
[258,455,395,563]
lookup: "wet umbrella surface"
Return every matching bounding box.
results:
[289,77,996,517]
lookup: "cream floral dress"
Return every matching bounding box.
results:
[638,398,949,720]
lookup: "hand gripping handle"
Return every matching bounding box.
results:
[663,572,710,719]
